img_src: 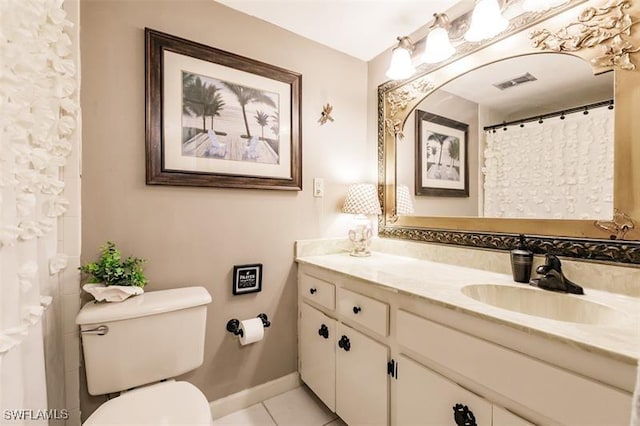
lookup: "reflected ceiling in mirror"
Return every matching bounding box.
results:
[397,52,614,220]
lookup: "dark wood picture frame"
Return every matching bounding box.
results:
[415,110,469,197]
[145,28,302,190]
[232,263,263,295]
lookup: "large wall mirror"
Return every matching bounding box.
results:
[378,0,640,263]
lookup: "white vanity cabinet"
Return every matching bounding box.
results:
[493,406,534,426]
[335,322,388,425]
[299,302,336,411]
[396,309,632,425]
[297,262,634,426]
[299,270,390,425]
[395,354,493,425]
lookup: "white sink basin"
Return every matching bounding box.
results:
[461,284,628,326]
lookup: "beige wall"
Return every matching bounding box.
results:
[80,0,368,417]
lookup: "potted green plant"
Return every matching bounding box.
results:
[79,241,148,302]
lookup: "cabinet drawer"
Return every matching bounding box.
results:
[396,355,492,426]
[397,310,631,425]
[300,274,335,310]
[338,288,388,336]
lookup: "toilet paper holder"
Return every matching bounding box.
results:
[226,313,271,337]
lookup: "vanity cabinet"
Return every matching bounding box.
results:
[299,271,390,425]
[493,406,534,426]
[396,354,492,425]
[297,263,633,426]
[299,302,336,411]
[396,309,631,425]
[335,322,388,425]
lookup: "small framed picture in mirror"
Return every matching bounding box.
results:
[415,110,469,197]
[232,264,263,295]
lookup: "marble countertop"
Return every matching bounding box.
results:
[296,252,640,364]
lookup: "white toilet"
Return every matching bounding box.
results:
[75,286,213,425]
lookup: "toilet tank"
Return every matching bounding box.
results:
[76,286,211,395]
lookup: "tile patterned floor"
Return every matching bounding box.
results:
[212,386,346,426]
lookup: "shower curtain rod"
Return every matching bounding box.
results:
[484,99,614,132]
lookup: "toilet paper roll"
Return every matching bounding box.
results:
[239,318,264,345]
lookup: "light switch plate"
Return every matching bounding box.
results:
[313,178,324,197]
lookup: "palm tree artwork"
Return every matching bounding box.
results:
[182,72,225,133]
[254,110,269,141]
[269,111,279,139]
[222,82,276,138]
[426,132,459,181]
[447,138,460,167]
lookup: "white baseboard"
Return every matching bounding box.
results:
[209,372,301,419]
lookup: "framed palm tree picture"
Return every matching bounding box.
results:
[145,29,302,190]
[415,110,469,197]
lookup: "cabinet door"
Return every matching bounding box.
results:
[395,355,492,426]
[300,303,336,411]
[493,405,534,426]
[336,323,388,426]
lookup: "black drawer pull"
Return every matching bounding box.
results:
[310,288,317,294]
[353,306,361,314]
[338,335,351,351]
[318,324,329,339]
[453,404,477,426]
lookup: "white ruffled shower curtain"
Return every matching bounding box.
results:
[1,0,77,423]
[482,105,614,219]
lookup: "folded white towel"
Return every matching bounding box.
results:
[631,361,640,426]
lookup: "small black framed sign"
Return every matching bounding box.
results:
[232,264,263,295]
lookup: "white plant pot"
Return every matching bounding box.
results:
[82,283,144,302]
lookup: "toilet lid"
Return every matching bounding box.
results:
[84,381,212,425]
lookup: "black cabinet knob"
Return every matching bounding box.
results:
[309,288,317,294]
[318,324,329,339]
[338,335,351,351]
[453,404,477,426]
[352,306,361,314]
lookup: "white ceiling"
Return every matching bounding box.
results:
[442,54,613,121]
[215,0,460,61]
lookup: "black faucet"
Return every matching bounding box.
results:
[530,254,584,295]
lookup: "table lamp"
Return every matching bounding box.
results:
[396,184,415,215]
[342,183,381,257]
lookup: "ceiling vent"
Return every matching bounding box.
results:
[493,73,538,90]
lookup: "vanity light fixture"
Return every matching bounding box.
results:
[422,13,455,64]
[385,36,416,80]
[342,183,382,257]
[522,0,569,12]
[464,0,509,42]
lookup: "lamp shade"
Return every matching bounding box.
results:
[386,47,415,80]
[422,27,455,64]
[396,185,415,215]
[342,184,382,215]
[464,0,509,42]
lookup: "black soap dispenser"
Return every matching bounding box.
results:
[510,234,533,283]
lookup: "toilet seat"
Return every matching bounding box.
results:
[84,381,212,425]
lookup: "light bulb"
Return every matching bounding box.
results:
[386,46,416,80]
[464,0,509,42]
[422,27,455,63]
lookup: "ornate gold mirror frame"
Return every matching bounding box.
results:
[378,0,640,263]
